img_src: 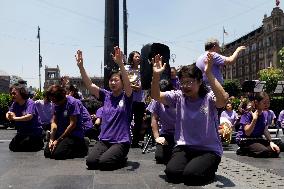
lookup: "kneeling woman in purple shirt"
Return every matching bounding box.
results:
[44,85,88,160]
[236,92,284,157]
[6,84,44,152]
[151,53,228,185]
[76,47,133,170]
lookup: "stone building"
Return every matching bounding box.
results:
[223,6,284,84]
[44,65,103,98]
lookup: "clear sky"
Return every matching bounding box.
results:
[0,0,280,89]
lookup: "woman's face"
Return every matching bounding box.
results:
[10,88,23,103]
[180,77,200,97]
[255,95,269,111]
[132,53,141,65]
[109,73,123,92]
[226,103,232,111]
[170,68,177,79]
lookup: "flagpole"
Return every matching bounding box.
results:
[222,26,225,51]
[37,26,42,92]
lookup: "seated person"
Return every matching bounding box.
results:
[220,102,238,128]
[6,84,44,152]
[34,91,54,132]
[44,85,88,160]
[146,79,175,164]
[278,109,284,132]
[76,47,133,170]
[236,92,284,157]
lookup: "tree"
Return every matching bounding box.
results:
[278,47,284,69]
[258,67,284,94]
[223,79,241,97]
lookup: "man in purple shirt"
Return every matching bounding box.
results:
[196,38,246,85]
[76,47,133,170]
[6,84,44,152]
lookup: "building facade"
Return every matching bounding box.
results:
[223,7,284,84]
[44,65,103,98]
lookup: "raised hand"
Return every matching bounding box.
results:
[75,50,83,67]
[237,46,246,52]
[112,46,124,66]
[204,52,214,75]
[251,110,259,121]
[152,54,166,75]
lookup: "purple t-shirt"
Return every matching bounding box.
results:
[196,52,226,85]
[96,107,103,118]
[236,111,266,142]
[98,89,133,143]
[171,77,180,90]
[263,110,276,126]
[75,99,93,132]
[53,96,84,139]
[9,99,43,136]
[220,110,238,126]
[165,90,222,156]
[278,110,284,128]
[146,100,175,135]
[35,99,54,125]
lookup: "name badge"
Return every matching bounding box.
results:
[119,100,124,108]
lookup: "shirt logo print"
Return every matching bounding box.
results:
[200,105,208,115]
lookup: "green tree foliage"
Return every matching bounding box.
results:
[258,68,284,94]
[278,47,284,69]
[223,79,241,97]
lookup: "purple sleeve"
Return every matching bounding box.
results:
[26,100,36,115]
[240,112,252,126]
[278,111,284,122]
[164,90,180,108]
[96,107,103,118]
[213,53,225,66]
[146,100,158,113]
[68,101,81,116]
[98,89,107,102]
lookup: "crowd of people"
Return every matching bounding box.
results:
[5,39,284,185]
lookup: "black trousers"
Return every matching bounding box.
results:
[44,136,88,160]
[155,134,175,164]
[131,102,145,146]
[9,134,44,152]
[238,139,283,158]
[165,146,221,185]
[86,141,130,170]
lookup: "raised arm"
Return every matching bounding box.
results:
[75,50,100,98]
[151,54,168,105]
[112,46,132,97]
[224,46,246,65]
[205,53,228,108]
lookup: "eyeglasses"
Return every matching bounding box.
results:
[180,79,196,87]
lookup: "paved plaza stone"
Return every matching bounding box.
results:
[0,129,284,189]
